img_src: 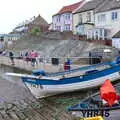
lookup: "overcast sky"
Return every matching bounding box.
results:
[0,0,90,33]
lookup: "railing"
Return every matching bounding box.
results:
[0,56,104,73]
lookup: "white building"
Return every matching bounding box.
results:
[52,1,84,32]
[112,31,120,49]
[73,0,104,35]
[94,0,120,39]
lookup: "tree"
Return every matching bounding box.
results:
[31,27,40,36]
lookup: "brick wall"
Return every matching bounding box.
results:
[73,35,112,46]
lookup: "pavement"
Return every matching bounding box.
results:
[0,56,87,73]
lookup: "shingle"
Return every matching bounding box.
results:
[75,0,104,13]
[95,0,120,13]
[58,1,83,14]
[113,31,120,38]
[53,1,84,16]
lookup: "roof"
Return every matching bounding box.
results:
[95,0,120,13]
[75,0,104,13]
[54,1,84,15]
[112,31,120,38]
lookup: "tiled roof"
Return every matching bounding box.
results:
[57,1,84,14]
[112,31,120,38]
[75,0,104,13]
[95,0,120,13]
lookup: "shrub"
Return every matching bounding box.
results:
[31,27,40,36]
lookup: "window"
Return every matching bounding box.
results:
[57,16,60,22]
[112,12,118,20]
[65,14,70,20]
[64,25,70,31]
[68,14,70,20]
[98,14,106,23]
[79,14,82,23]
[86,12,91,22]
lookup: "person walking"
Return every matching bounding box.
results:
[9,51,15,65]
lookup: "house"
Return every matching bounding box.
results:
[13,15,49,34]
[73,0,104,35]
[0,34,21,42]
[94,0,120,39]
[0,34,21,51]
[28,14,49,32]
[48,23,53,31]
[112,31,120,49]
[52,1,84,32]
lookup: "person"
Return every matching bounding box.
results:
[34,51,38,65]
[25,51,30,64]
[30,50,36,67]
[9,51,15,65]
[66,58,71,70]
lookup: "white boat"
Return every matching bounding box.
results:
[6,61,120,98]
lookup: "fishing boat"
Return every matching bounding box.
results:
[6,61,120,98]
[68,80,120,119]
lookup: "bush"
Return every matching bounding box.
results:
[31,27,40,36]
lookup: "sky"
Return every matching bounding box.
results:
[0,0,89,33]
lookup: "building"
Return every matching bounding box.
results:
[13,15,49,34]
[73,0,104,35]
[0,34,21,42]
[112,31,120,49]
[0,34,21,51]
[13,17,35,34]
[28,14,49,32]
[93,0,120,39]
[52,1,84,32]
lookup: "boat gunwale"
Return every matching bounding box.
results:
[22,64,120,85]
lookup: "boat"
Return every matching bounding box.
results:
[6,61,120,98]
[68,81,120,119]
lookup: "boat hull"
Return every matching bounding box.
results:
[23,70,120,98]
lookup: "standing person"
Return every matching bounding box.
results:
[35,51,38,65]
[66,58,71,71]
[9,51,15,65]
[25,51,29,64]
[30,50,36,67]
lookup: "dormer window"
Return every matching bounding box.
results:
[86,12,91,22]
[112,12,118,20]
[98,14,106,23]
[79,14,82,23]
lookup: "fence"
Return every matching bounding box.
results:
[0,56,94,72]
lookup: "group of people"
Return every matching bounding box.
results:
[25,50,38,66]
[20,50,39,67]
[9,50,39,66]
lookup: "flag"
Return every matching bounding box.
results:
[100,79,117,107]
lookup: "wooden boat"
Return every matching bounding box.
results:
[6,61,120,98]
[68,82,120,119]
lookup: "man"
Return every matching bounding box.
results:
[9,51,15,65]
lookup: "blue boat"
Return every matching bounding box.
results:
[68,83,120,119]
[6,60,120,98]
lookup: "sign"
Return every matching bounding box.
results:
[81,116,104,120]
[72,110,109,118]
